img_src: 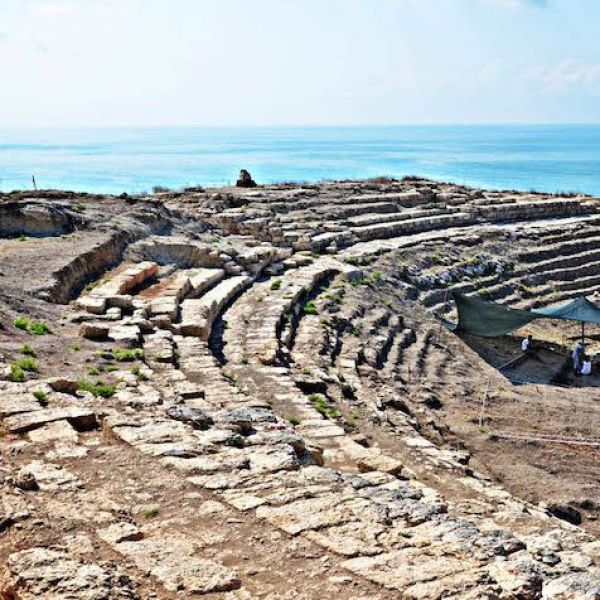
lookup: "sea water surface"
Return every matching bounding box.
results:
[1,125,600,195]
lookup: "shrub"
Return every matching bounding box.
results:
[14,357,39,372]
[111,348,144,362]
[270,280,282,291]
[223,371,237,382]
[287,415,301,426]
[14,316,51,335]
[142,507,159,518]
[32,389,48,406]
[71,343,81,352]
[14,316,29,331]
[131,366,148,381]
[308,393,340,419]
[20,344,36,357]
[371,270,382,281]
[87,367,100,376]
[73,203,85,212]
[322,293,342,303]
[303,300,318,315]
[350,324,363,336]
[9,364,25,382]
[29,321,51,335]
[77,379,116,398]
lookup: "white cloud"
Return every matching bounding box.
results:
[486,0,549,8]
[519,59,600,94]
[33,2,72,16]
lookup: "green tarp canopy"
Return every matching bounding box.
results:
[446,293,600,338]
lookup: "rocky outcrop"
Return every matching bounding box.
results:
[236,169,257,188]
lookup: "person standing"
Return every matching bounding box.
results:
[521,334,533,354]
[572,340,584,372]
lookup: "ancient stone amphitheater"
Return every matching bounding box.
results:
[1,179,600,599]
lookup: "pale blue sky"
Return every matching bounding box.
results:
[1,0,599,126]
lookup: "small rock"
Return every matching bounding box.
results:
[15,471,39,491]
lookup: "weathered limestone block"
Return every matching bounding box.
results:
[342,547,479,593]
[542,572,600,599]
[111,420,191,446]
[97,521,143,545]
[74,295,107,315]
[28,420,79,444]
[17,461,82,491]
[80,322,110,340]
[2,547,136,599]
[1,493,31,530]
[179,275,250,339]
[305,520,386,557]
[255,494,377,535]
[246,444,301,474]
[162,449,250,474]
[108,324,141,347]
[93,261,158,298]
[5,407,97,433]
[110,536,240,594]
[0,393,42,418]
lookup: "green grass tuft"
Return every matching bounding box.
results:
[14,357,39,372]
[303,300,318,315]
[32,389,48,406]
[111,347,144,362]
[131,366,149,381]
[77,379,116,398]
[9,364,25,382]
[14,316,52,335]
[20,344,36,357]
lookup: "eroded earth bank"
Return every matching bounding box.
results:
[1,178,600,599]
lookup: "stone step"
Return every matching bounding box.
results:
[178,275,251,339]
[475,199,584,222]
[350,213,475,242]
[341,191,427,208]
[347,207,455,227]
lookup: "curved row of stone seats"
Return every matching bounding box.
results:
[474,198,585,221]
[76,274,600,598]
[222,258,361,367]
[75,261,158,314]
[177,275,251,339]
[346,206,459,228]
[139,270,193,324]
[421,224,600,314]
[524,233,600,263]
[138,267,226,328]
[445,246,600,310]
[138,335,600,599]
[340,190,427,207]
[351,212,475,242]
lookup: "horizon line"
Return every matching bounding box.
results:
[1,122,600,130]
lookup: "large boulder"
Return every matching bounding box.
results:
[236,169,257,188]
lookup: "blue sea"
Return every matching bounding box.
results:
[1,125,600,196]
